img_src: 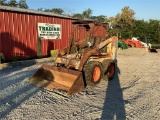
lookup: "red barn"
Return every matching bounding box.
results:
[0,6,107,61]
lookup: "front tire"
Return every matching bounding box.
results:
[83,61,103,86]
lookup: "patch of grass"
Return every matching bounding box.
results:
[12,56,18,62]
[50,50,58,57]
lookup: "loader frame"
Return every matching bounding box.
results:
[29,20,118,96]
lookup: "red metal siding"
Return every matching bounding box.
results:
[0,11,75,61]
[74,26,87,42]
[93,26,106,37]
[0,10,107,61]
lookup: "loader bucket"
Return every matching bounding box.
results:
[29,64,84,96]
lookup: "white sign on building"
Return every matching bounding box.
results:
[38,23,61,39]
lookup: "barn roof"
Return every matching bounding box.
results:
[0,5,76,19]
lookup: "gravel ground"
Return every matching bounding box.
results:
[0,48,160,120]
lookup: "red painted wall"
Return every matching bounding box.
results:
[0,11,75,61]
[0,9,107,61]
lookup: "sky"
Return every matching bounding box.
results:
[26,0,160,21]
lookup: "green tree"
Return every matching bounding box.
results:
[44,8,51,12]
[91,15,107,22]
[51,8,64,15]
[133,20,148,41]
[132,19,160,44]
[8,0,18,7]
[120,6,135,38]
[82,8,92,19]
[132,20,148,41]
[43,8,64,15]
[18,0,28,9]
[108,6,135,38]
[147,20,160,43]
[72,13,83,19]
[37,8,43,11]
[0,0,7,5]
[107,16,121,37]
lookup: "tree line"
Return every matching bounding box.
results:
[0,0,160,44]
[0,0,28,8]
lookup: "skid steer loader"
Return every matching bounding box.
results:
[29,20,118,96]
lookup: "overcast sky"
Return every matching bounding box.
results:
[26,0,160,21]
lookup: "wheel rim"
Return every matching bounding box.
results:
[93,67,101,82]
[108,64,115,77]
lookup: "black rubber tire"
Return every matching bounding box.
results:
[102,60,115,81]
[107,62,115,80]
[83,61,103,86]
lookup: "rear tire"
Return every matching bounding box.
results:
[105,62,115,80]
[83,61,103,86]
[102,59,115,81]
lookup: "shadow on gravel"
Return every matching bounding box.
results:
[0,68,41,119]
[101,65,126,120]
[0,68,38,91]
